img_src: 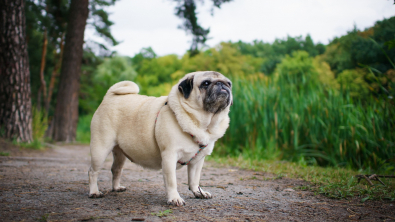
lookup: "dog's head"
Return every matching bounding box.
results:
[177,71,233,114]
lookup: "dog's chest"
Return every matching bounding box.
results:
[178,142,214,165]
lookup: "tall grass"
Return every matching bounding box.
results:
[217,51,395,172]
[32,107,48,141]
[76,114,92,144]
[12,107,48,149]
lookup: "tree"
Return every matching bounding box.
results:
[79,56,137,115]
[51,0,232,142]
[49,0,118,142]
[52,0,90,142]
[25,0,119,141]
[174,0,233,55]
[0,0,33,142]
[232,36,326,75]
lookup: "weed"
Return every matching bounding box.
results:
[32,107,48,142]
[151,209,173,217]
[215,51,395,171]
[13,139,43,150]
[0,151,10,156]
[38,213,49,222]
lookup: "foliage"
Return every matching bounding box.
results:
[134,53,181,96]
[13,139,43,150]
[312,55,339,89]
[275,50,320,87]
[76,115,93,144]
[75,17,395,174]
[96,56,137,86]
[217,50,395,171]
[337,69,370,98]
[322,17,395,97]
[130,43,263,96]
[9,107,49,150]
[0,152,10,156]
[32,107,48,142]
[173,0,232,55]
[38,213,49,222]
[177,42,264,79]
[80,55,137,115]
[25,0,119,121]
[232,35,326,74]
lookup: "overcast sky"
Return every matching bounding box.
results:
[85,0,394,57]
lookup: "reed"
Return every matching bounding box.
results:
[217,53,395,171]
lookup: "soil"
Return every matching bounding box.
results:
[0,139,394,222]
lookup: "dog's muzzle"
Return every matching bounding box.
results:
[215,82,230,96]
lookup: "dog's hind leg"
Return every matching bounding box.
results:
[111,145,126,192]
[88,138,115,198]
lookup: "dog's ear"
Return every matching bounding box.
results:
[178,75,194,99]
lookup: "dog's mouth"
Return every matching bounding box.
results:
[218,85,230,97]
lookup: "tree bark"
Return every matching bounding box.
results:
[0,0,33,142]
[52,0,89,142]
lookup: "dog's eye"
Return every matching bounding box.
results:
[228,82,232,87]
[203,81,210,86]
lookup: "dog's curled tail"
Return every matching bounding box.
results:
[106,81,139,95]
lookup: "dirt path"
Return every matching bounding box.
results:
[0,141,394,222]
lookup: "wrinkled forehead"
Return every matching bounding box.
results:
[194,71,230,83]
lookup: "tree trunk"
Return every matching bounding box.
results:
[45,33,65,114]
[44,33,64,138]
[37,29,48,111]
[0,0,33,142]
[52,0,89,142]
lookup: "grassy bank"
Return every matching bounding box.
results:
[217,51,395,172]
[207,155,395,201]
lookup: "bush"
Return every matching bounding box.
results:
[217,51,395,171]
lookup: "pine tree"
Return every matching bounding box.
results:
[0,0,33,142]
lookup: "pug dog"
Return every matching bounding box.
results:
[88,71,232,206]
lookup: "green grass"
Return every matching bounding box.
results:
[218,51,395,171]
[32,107,48,142]
[38,213,49,222]
[208,155,395,201]
[1,106,48,149]
[76,114,92,144]
[0,151,10,156]
[151,209,173,217]
[13,139,44,150]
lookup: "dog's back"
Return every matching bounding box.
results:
[90,81,168,169]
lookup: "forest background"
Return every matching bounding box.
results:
[24,1,395,175]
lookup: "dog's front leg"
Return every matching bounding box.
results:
[161,152,185,206]
[188,157,212,199]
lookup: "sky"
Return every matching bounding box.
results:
[85,0,395,57]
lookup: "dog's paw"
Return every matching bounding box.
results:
[112,186,126,192]
[89,191,104,198]
[167,197,185,206]
[192,186,212,199]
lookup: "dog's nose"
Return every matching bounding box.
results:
[216,82,224,86]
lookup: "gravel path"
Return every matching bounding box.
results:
[0,141,394,221]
